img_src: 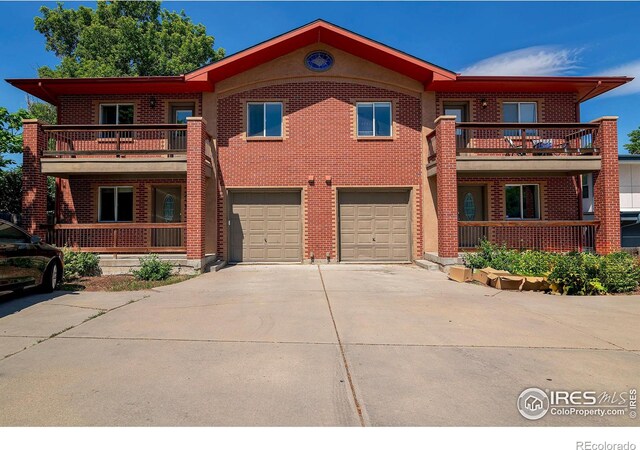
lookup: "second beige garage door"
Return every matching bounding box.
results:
[229,191,301,263]
[339,191,411,262]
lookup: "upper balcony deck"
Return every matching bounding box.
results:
[40,123,195,177]
[427,121,602,176]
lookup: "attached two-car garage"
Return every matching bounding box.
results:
[228,189,411,263]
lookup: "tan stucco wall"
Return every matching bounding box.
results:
[214,43,424,97]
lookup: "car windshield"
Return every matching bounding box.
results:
[0,222,30,244]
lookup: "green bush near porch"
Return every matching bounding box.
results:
[62,248,101,281]
[463,241,640,295]
[131,254,174,281]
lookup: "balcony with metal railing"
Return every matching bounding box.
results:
[40,124,189,176]
[427,122,602,176]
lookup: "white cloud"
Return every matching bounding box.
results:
[596,60,640,96]
[461,46,582,76]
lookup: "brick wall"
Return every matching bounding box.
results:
[58,93,202,125]
[593,118,621,253]
[435,91,578,122]
[216,81,423,260]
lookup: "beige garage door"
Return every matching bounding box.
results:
[229,191,301,263]
[339,191,411,262]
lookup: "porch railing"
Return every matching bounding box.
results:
[45,222,186,254]
[41,124,188,158]
[455,122,600,156]
[458,220,599,252]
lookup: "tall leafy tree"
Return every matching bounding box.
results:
[0,100,57,169]
[0,107,32,169]
[35,1,225,78]
[625,127,640,154]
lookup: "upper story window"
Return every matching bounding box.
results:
[503,101,537,136]
[100,104,134,125]
[247,102,283,138]
[357,102,392,137]
[505,184,540,220]
[99,186,133,222]
[100,104,134,138]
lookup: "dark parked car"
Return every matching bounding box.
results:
[0,220,63,294]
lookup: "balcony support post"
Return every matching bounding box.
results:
[435,115,459,259]
[592,116,621,254]
[186,117,207,266]
[21,119,48,235]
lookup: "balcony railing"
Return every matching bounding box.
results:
[45,222,186,254]
[458,220,599,252]
[42,124,188,158]
[455,122,599,156]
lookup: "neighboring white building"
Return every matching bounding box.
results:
[582,155,640,247]
[617,155,640,247]
[619,155,640,223]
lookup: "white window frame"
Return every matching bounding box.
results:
[99,103,135,125]
[98,186,134,223]
[356,101,393,137]
[246,102,283,138]
[503,101,537,123]
[505,184,540,220]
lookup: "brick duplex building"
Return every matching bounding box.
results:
[7,20,633,270]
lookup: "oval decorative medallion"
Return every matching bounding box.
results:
[305,51,334,72]
[463,192,476,220]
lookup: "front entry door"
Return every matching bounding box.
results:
[152,186,183,247]
[170,105,194,150]
[458,185,487,248]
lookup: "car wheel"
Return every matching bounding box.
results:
[41,262,59,293]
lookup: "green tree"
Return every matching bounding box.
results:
[0,100,57,170]
[0,107,32,169]
[26,96,58,125]
[0,168,23,213]
[35,1,225,78]
[625,127,640,154]
[0,168,56,215]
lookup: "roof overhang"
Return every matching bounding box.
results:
[427,75,633,102]
[5,76,209,105]
[184,19,457,88]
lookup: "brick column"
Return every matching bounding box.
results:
[21,119,48,235]
[592,116,621,254]
[186,117,207,262]
[435,115,458,258]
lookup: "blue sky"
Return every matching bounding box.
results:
[2,1,640,166]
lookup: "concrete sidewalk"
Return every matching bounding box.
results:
[0,264,639,426]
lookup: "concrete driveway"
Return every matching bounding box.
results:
[1,264,639,426]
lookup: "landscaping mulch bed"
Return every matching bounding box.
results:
[61,274,194,292]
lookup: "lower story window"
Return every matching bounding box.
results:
[99,186,134,222]
[505,184,540,219]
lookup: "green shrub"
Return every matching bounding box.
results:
[510,250,559,277]
[464,240,518,272]
[599,252,640,293]
[131,254,173,281]
[546,252,626,296]
[547,253,591,295]
[62,248,100,281]
[466,242,640,296]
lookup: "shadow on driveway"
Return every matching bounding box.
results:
[0,289,78,319]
